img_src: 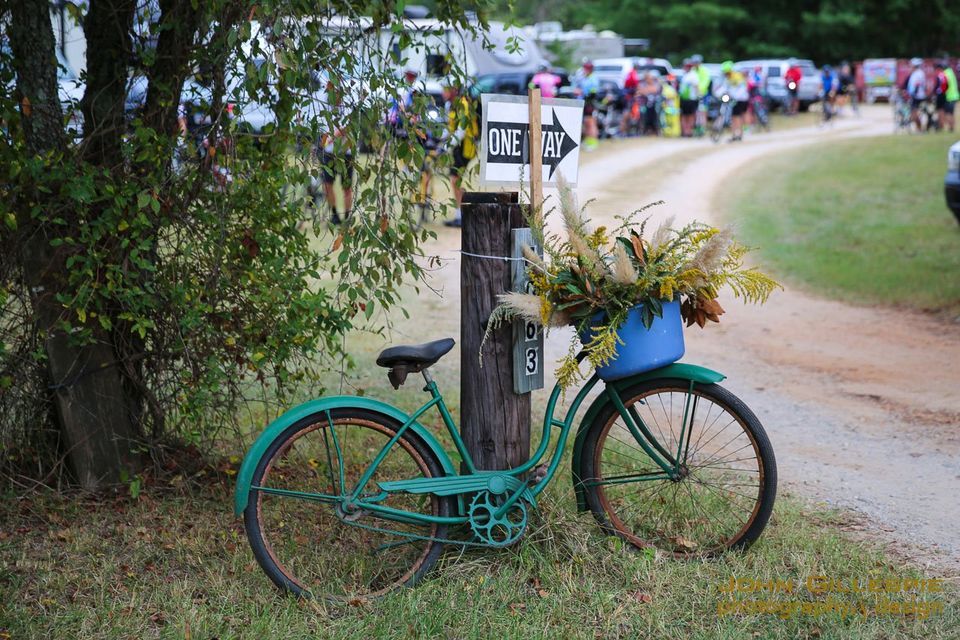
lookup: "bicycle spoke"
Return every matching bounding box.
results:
[590,384,771,556]
[251,415,445,599]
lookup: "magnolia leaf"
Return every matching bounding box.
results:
[630,235,645,264]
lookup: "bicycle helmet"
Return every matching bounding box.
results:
[721,60,734,74]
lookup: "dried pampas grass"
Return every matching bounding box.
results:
[610,242,638,284]
[689,227,733,274]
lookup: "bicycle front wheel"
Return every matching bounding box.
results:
[580,380,776,557]
[710,118,723,142]
[243,408,452,599]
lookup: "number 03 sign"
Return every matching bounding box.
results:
[511,228,544,394]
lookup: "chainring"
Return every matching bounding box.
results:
[468,490,528,547]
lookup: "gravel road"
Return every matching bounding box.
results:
[570,106,960,574]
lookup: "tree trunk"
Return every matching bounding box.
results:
[10,0,142,489]
[81,0,136,167]
[142,0,205,138]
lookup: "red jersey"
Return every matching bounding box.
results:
[785,66,802,85]
[936,70,948,95]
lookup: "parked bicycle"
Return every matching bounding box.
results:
[749,94,771,132]
[235,337,777,600]
[710,94,733,142]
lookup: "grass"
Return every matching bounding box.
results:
[719,133,960,315]
[2,480,957,639]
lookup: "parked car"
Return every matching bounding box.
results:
[945,141,960,225]
[592,57,674,89]
[471,70,570,96]
[735,59,821,111]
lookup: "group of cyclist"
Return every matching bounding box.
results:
[814,62,857,122]
[898,57,958,133]
[178,52,960,229]
[558,58,677,145]
[385,69,481,228]
[550,56,777,145]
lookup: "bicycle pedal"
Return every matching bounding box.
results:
[342,509,368,523]
[527,464,549,485]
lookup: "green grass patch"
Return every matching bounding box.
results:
[2,485,956,639]
[719,134,960,314]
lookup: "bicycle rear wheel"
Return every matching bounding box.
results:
[580,380,776,557]
[243,408,452,599]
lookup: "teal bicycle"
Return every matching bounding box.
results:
[235,338,776,599]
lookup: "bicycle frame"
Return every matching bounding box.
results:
[267,369,689,533]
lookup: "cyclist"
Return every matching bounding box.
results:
[837,61,857,114]
[678,59,700,137]
[573,59,600,150]
[619,61,642,136]
[316,82,355,224]
[441,81,479,228]
[785,59,802,115]
[713,61,749,141]
[906,58,928,132]
[387,68,421,133]
[530,63,561,99]
[177,65,234,188]
[820,65,838,121]
[637,71,662,135]
[944,60,959,133]
[934,62,950,132]
[692,54,711,132]
[746,65,763,127]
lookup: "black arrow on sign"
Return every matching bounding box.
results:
[486,109,578,179]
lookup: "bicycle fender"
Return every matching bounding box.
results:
[233,396,457,515]
[570,363,725,512]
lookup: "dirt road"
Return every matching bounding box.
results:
[422,105,960,573]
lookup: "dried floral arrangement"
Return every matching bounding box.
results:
[486,178,781,389]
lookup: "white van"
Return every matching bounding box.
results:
[735,59,822,110]
[592,56,675,89]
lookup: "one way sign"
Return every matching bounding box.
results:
[479,94,584,187]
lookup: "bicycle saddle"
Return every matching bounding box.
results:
[376,338,455,389]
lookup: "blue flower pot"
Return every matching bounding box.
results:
[580,300,685,381]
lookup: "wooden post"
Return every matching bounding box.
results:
[527,87,543,218]
[460,191,531,471]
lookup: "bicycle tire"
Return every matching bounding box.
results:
[710,118,723,143]
[579,379,776,557]
[243,408,453,599]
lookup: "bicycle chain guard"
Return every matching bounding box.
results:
[468,490,528,547]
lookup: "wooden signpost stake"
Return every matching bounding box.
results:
[528,87,543,220]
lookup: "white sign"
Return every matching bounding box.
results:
[480,94,584,188]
